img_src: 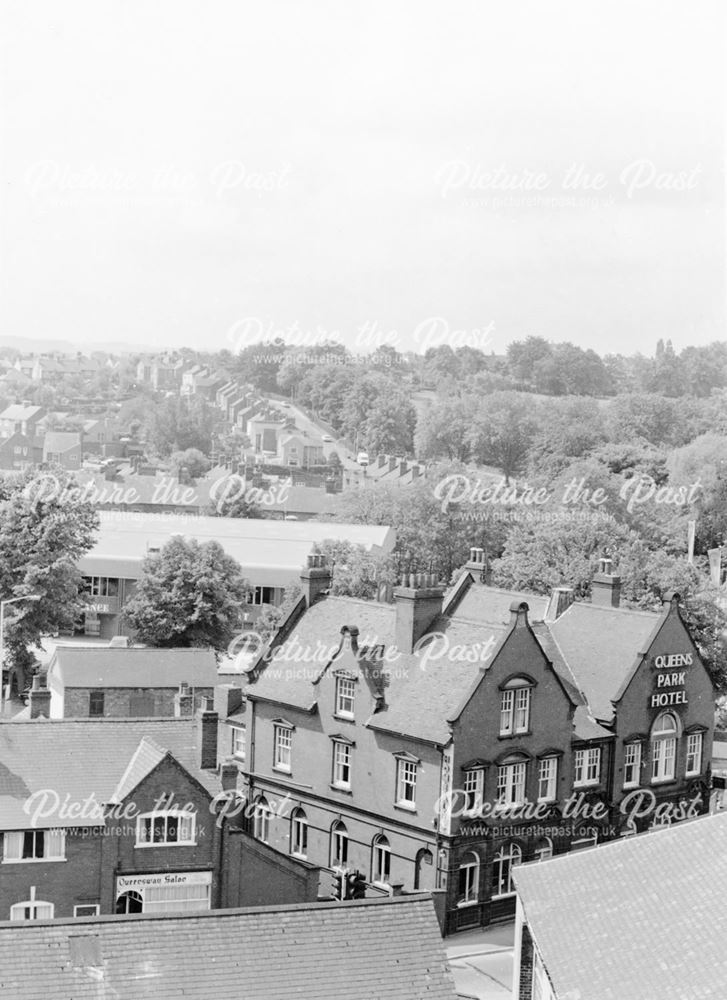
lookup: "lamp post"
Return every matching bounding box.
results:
[0,595,41,714]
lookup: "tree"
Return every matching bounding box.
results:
[606,394,677,447]
[466,392,538,482]
[0,468,99,683]
[414,396,476,462]
[255,580,304,639]
[121,536,251,651]
[145,395,221,457]
[170,448,211,480]
[314,540,398,600]
[506,336,552,384]
[527,398,607,476]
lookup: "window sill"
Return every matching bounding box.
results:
[330,783,352,795]
[498,731,531,741]
[2,858,67,864]
[134,842,197,849]
[537,797,556,805]
[273,766,292,776]
[573,781,600,789]
[456,899,479,909]
[394,802,417,814]
[491,891,516,901]
[650,778,677,786]
[334,714,355,723]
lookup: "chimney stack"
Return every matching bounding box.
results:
[592,557,621,608]
[393,574,446,655]
[29,673,51,719]
[545,586,574,622]
[465,546,490,583]
[301,553,332,607]
[198,697,218,770]
[174,681,194,717]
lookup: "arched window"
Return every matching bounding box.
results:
[493,842,521,897]
[330,820,348,868]
[253,796,271,843]
[115,891,143,915]
[372,834,391,885]
[457,851,479,905]
[290,808,308,859]
[414,848,434,891]
[651,712,678,783]
[499,678,533,736]
[533,837,553,862]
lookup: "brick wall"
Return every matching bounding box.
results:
[63,687,214,718]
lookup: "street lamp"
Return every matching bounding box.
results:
[0,595,41,713]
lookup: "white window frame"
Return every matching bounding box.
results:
[686,732,703,777]
[335,675,356,719]
[533,837,553,862]
[10,899,54,921]
[457,851,479,907]
[254,797,271,843]
[290,809,308,859]
[332,741,352,789]
[537,757,558,803]
[135,811,196,848]
[330,821,349,868]
[74,904,100,917]
[499,681,531,736]
[273,724,292,773]
[463,768,485,814]
[3,829,66,863]
[231,725,246,762]
[573,747,601,787]
[492,842,521,898]
[372,835,391,886]
[651,713,677,783]
[496,760,527,808]
[395,758,418,809]
[623,742,642,788]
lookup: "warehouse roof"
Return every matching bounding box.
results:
[0,895,456,1000]
[513,812,727,1000]
[78,511,395,585]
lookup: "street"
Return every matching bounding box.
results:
[446,922,514,1000]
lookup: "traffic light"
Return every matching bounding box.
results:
[333,869,346,900]
[346,870,366,900]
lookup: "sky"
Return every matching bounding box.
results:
[1,0,725,357]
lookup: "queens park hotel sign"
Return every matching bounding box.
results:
[649,652,693,708]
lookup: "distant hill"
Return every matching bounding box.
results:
[0,335,159,355]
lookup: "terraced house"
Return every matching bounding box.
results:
[223,550,715,933]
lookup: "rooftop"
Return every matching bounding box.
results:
[49,646,219,689]
[514,812,727,1000]
[0,895,457,1000]
[0,717,218,829]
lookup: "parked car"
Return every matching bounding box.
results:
[322,434,333,443]
[357,451,369,466]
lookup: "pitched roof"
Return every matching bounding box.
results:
[449,584,549,624]
[0,403,43,421]
[108,737,169,803]
[50,647,219,689]
[513,813,727,1000]
[43,431,82,453]
[546,601,660,721]
[0,895,456,1000]
[0,718,218,829]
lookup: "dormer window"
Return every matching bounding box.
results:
[499,678,532,736]
[335,675,356,719]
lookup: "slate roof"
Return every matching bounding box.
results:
[546,601,660,722]
[43,431,82,453]
[0,404,43,421]
[513,812,727,1000]
[0,895,456,1000]
[50,646,219,689]
[109,737,169,803]
[450,584,549,625]
[0,718,219,829]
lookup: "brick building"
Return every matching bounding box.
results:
[44,646,219,718]
[0,706,318,921]
[221,551,715,934]
[512,812,727,1000]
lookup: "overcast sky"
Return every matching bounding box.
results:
[1,0,724,356]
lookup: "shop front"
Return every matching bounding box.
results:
[115,870,212,914]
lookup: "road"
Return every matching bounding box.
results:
[446,922,514,1000]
